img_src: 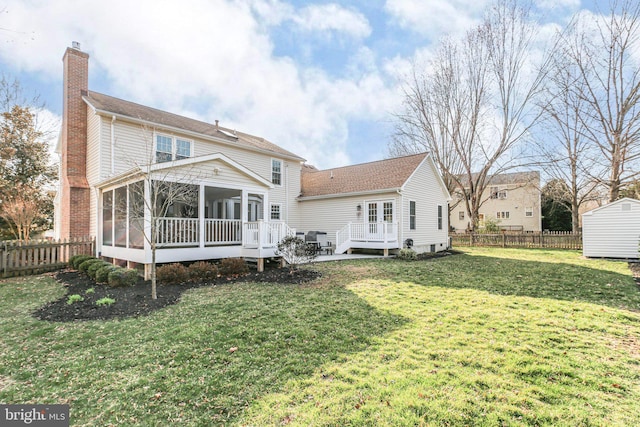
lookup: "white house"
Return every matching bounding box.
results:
[582,198,640,259]
[55,43,451,274]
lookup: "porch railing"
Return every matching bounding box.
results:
[154,218,293,248]
[205,219,242,245]
[243,221,295,249]
[156,217,199,247]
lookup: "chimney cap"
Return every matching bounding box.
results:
[72,41,81,50]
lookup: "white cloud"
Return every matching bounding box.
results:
[292,4,371,40]
[535,0,580,11]
[0,0,395,168]
[384,0,491,38]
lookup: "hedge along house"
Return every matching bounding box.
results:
[582,197,640,260]
[55,43,452,274]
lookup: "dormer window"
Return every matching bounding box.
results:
[156,134,192,163]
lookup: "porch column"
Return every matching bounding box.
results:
[143,179,151,263]
[199,184,205,248]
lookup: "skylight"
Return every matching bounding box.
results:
[219,129,238,139]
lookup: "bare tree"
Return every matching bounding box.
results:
[535,51,601,232]
[559,0,640,201]
[392,0,547,230]
[110,126,199,299]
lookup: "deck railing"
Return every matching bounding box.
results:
[336,222,399,251]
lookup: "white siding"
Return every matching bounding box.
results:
[583,198,640,259]
[401,158,450,252]
[86,112,102,237]
[296,192,400,242]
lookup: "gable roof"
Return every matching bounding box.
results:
[300,153,429,198]
[582,197,640,216]
[84,91,305,161]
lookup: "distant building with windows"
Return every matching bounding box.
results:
[450,171,541,232]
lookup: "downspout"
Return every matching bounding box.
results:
[397,189,403,250]
[110,116,116,175]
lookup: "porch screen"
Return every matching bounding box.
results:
[128,181,144,249]
[102,190,113,245]
[114,187,127,247]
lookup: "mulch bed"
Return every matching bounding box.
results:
[33,267,321,323]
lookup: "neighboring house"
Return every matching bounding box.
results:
[582,197,640,259]
[449,171,541,232]
[55,44,451,275]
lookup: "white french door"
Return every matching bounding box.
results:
[365,200,394,240]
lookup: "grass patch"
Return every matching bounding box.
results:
[1,248,640,425]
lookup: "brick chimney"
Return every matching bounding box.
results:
[59,43,90,239]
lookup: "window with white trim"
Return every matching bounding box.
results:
[270,203,281,220]
[409,201,416,230]
[437,205,443,230]
[496,211,510,219]
[155,134,192,163]
[525,207,533,217]
[459,211,464,220]
[271,159,282,185]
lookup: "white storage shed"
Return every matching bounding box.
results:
[582,198,640,259]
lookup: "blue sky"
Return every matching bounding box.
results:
[0,0,600,169]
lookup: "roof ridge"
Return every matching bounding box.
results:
[308,152,428,173]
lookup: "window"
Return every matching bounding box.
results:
[525,207,533,217]
[409,201,416,230]
[459,211,465,220]
[437,205,443,230]
[270,204,281,220]
[155,134,192,163]
[156,135,173,163]
[271,159,282,185]
[176,139,191,160]
[496,211,510,219]
[490,186,507,199]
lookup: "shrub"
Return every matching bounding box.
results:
[79,258,103,274]
[107,268,138,287]
[219,257,249,277]
[96,297,116,307]
[156,263,190,285]
[69,255,93,270]
[188,261,219,282]
[86,288,95,294]
[87,261,111,280]
[67,294,84,305]
[275,236,317,270]
[397,248,417,261]
[95,265,118,284]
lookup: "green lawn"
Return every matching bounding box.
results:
[1,248,639,426]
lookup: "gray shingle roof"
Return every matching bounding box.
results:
[300,153,428,197]
[84,91,304,161]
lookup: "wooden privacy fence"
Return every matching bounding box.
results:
[1,237,95,278]
[450,231,582,250]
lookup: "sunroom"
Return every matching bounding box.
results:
[96,153,294,274]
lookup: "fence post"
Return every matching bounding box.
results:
[502,232,506,248]
[1,241,6,278]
